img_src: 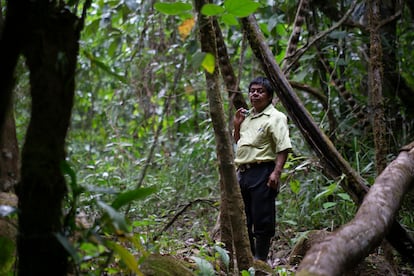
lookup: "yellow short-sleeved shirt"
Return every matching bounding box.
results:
[235,104,292,166]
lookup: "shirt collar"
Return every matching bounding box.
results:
[252,104,273,117]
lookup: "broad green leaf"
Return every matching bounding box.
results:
[106,240,142,275]
[338,192,352,202]
[202,53,215,73]
[323,202,337,209]
[221,13,239,26]
[201,4,225,16]
[111,187,157,210]
[224,0,260,17]
[97,201,130,233]
[289,179,300,194]
[154,2,192,15]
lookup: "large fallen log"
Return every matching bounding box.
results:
[297,142,414,275]
[240,14,414,262]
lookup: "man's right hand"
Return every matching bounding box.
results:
[234,108,248,126]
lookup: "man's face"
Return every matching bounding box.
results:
[248,84,272,112]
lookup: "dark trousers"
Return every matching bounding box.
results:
[238,162,277,259]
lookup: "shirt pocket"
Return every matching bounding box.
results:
[251,125,268,148]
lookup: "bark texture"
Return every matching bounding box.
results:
[240,14,414,261]
[297,142,414,276]
[195,0,253,271]
[7,2,84,275]
[0,108,19,192]
[369,0,387,173]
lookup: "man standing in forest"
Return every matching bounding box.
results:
[233,76,292,261]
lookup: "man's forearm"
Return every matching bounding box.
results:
[274,149,289,175]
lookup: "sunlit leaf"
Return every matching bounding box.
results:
[224,0,260,17]
[178,18,196,41]
[111,187,157,210]
[154,2,192,15]
[315,183,337,200]
[201,4,225,16]
[201,53,215,73]
[289,179,300,194]
[106,240,143,275]
[338,193,352,202]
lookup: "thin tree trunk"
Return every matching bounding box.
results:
[297,141,414,276]
[0,107,19,192]
[369,0,387,173]
[0,1,22,133]
[16,4,82,275]
[212,18,248,110]
[195,0,253,271]
[240,14,414,262]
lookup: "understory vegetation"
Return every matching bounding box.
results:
[3,0,414,275]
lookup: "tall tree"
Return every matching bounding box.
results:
[0,6,19,193]
[195,0,253,271]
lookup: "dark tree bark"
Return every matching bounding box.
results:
[0,4,19,193]
[297,142,414,276]
[0,107,19,193]
[213,18,248,110]
[0,1,23,133]
[240,14,414,262]
[369,0,387,174]
[1,2,86,275]
[195,0,253,271]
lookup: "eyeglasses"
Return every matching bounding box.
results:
[249,88,266,94]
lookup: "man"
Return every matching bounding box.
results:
[233,76,292,261]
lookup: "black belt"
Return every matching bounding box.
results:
[237,161,274,172]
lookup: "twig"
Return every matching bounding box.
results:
[284,0,358,74]
[151,198,218,241]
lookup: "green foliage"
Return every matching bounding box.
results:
[154,2,192,15]
[0,237,15,275]
[10,0,414,274]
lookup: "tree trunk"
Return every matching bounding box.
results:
[15,4,82,275]
[240,14,414,262]
[0,0,22,134]
[0,107,19,192]
[369,0,388,170]
[212,18,248,110]
[195,0,253,271]
[297,141,414,276]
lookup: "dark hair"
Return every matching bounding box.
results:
[248,76,274,97]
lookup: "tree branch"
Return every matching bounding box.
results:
[297,142,414,275]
